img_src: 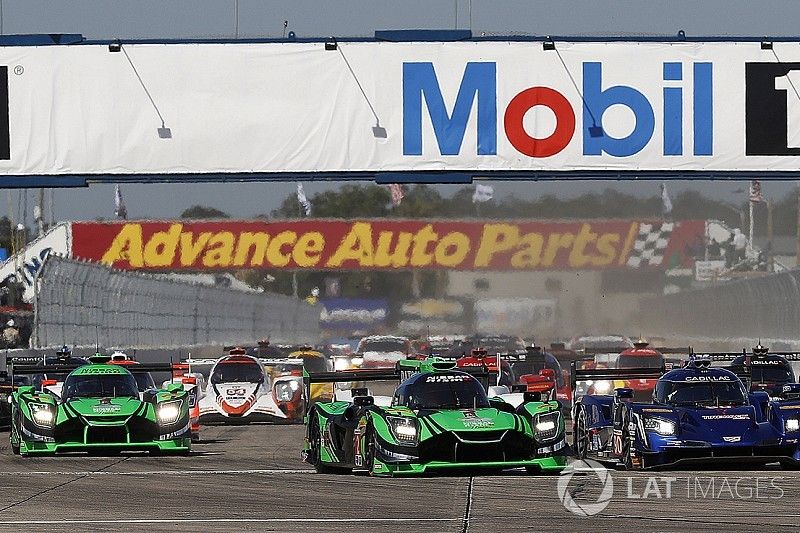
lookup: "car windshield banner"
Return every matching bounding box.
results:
[70,219,704,271]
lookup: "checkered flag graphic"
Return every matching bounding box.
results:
[626,222,674,268]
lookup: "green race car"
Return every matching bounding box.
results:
[303,359,567,476]
[9,356,191,456]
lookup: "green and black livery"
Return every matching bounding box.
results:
[9,356,190,456]
[303,358,567,476]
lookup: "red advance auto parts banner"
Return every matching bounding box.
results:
[71,220,704,271]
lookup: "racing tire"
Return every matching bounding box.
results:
[308,413,344,474]
[573,407,589,460]
[363,422,376,475]
[10,410,21,456]
[621,410,634,471]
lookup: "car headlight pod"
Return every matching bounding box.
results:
[29,402,54,427]
[157,400,183,425]
[333,358,350,371]
[387,416,418,446]
[785,417,800,433]
[592,380,613,395]
[643,416,676,436]
[533,411,561,441]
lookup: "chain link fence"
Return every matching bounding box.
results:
[640,270,800,341]
[32,256,319,349]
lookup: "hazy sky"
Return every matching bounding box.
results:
[4,0,800,223]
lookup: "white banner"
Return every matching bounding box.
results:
[2,41,800,177]
[0,222,70,301]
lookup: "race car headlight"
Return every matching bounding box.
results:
[643,416,676,436]
[350,357,363,367]
[157,400,183,425]
[785,418,800,433]
[334,358,350,371]
[592,380,613,395]
[387,416,418,446]
[275,380,300,402]
[29,403,53,427]
[533,411,561,442]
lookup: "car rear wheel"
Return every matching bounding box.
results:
[573,407,589,459]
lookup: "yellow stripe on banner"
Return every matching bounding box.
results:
[619,222,640,266]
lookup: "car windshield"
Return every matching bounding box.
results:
[575,338,632,351]
[301,357,328,373]
[62,372,139,400]
[211,361,264,383]
[360,340,406,353]
[750,365,794,383]
[134,372,156,391]
[511,359,563,387]
[403,374,490,410]
[618,354,663,369]
[655,379,747,406]
[477,337,525,354]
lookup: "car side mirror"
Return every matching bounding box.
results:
[16,385,34,395]
[165,383,183,394]
[142,389,158,403]
[523,391,543,402]
[353,395,374,407]
[615,387,634,400]
[488,385,510,397]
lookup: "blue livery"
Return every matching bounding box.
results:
[571,357,800,469]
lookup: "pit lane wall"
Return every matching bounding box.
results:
[640,269,800,341]
[31,256,319,349]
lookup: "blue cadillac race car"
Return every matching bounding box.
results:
[570,356,800,469]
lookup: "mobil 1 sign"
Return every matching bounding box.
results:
[2,41,800,178]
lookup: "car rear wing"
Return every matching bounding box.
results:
[259,358,305,366]
[8,362,177,374]
[691,352,800,362]
[303,359,493,412]
[5,354,48,367]
[575,347,691,355]
[570,361,666,393]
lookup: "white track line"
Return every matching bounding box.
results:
[2,518,459,525]
[0,468,314,476]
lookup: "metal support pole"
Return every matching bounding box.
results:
[796,189,800,268]
[767,198,774,272]
[748,199,754,257]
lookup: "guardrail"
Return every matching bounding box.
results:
[641,268,800,341]
[31,256,319,349]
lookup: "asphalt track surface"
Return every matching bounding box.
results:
[0,421,799,533]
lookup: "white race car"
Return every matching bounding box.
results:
[193,349,304,424]
[355,335,412,368]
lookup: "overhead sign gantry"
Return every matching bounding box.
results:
[0,31,799,186]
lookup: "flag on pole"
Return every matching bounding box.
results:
[660,182,672,216]
[114,184,127,219]
[388,184,404,207]
[296,183,311,216]
[749,180,763,203]
[472,183,494,203]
